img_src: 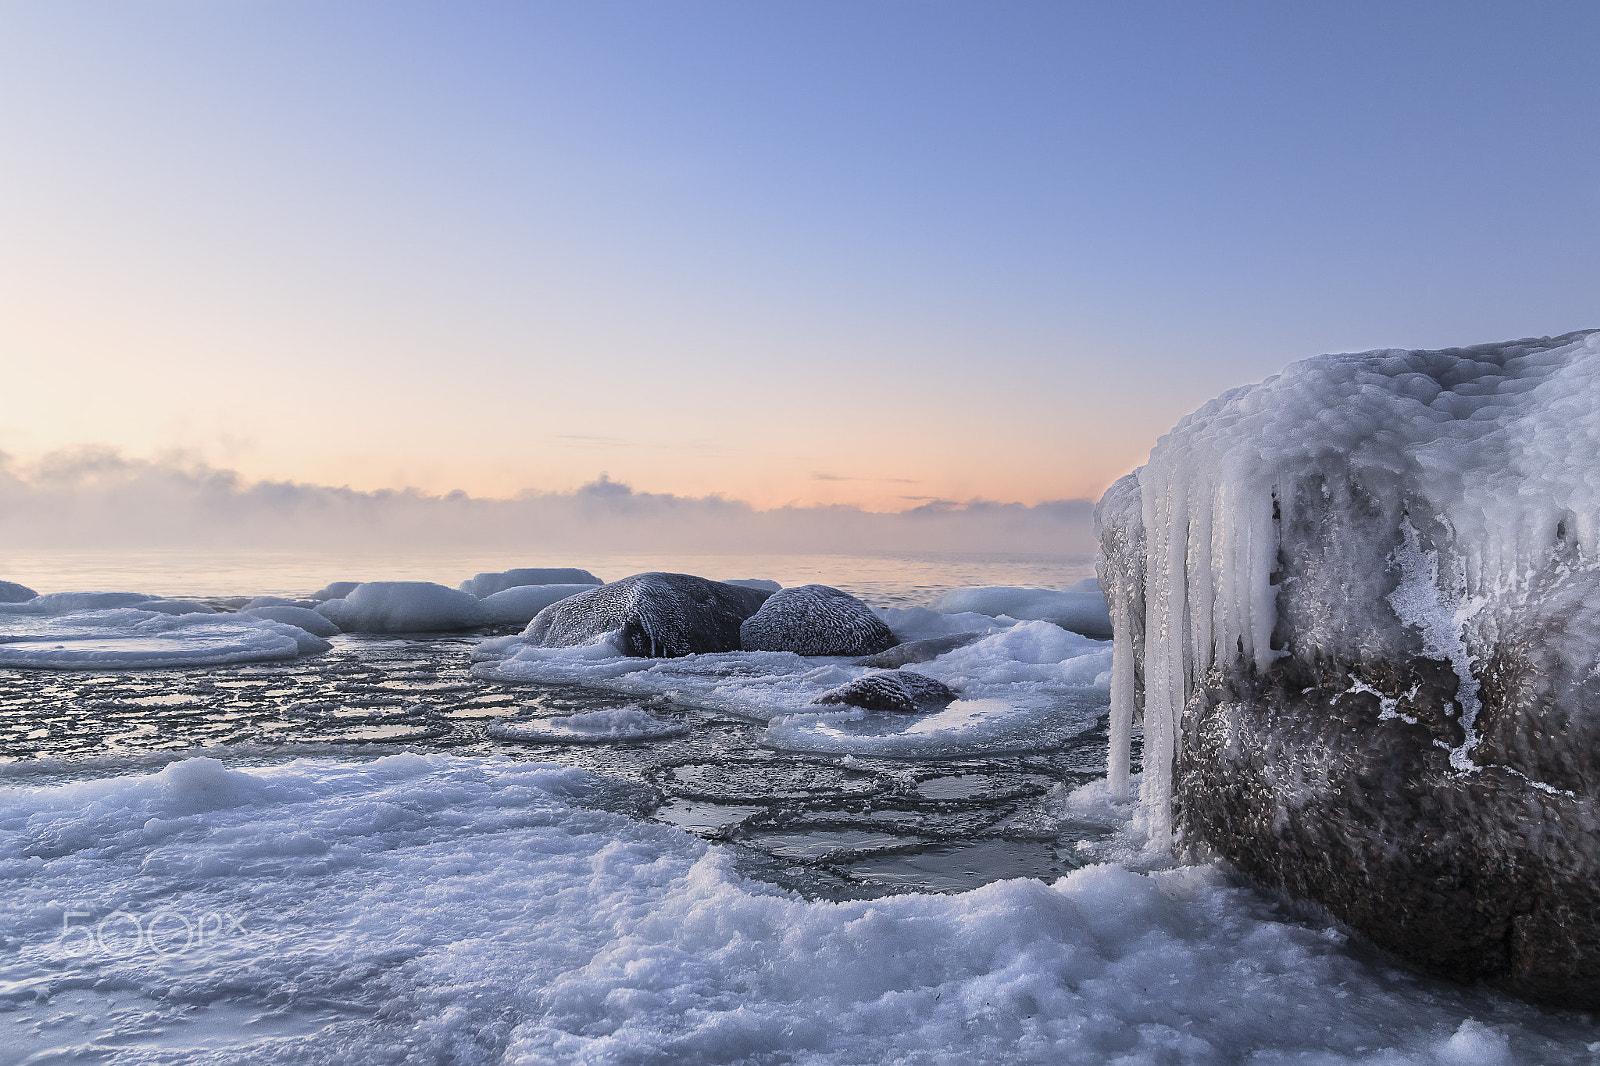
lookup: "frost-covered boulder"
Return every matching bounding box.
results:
[523,572,770,658]
[811,670,958,713]
[928,586,1113,639]
[0,581,37,603]
[314,581,486,633]
[458,568,602,598]
[1097,330,1600,1008]
[477,584,594,626]
[739,584,896,657]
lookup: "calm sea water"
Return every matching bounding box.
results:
[0,548,1097,606]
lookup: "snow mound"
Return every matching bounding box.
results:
[0,580,36,603]
[930,586,1113,639]
[314,581,485,633]
[2,755,1588,1063]
[243,604,343,637]
[130,599,216,616]
[1098,329,1600,841]
[0,603,330,669]
[488,706,690,743]
[458,567,602,598]
[477,583,594,626]
[310,581,360,602]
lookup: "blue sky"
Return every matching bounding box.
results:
[2,1,1595,509]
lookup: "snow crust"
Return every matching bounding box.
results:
[242,604,343,637]
[0,599,331,669]
[930,586,1113,639]
[458,567,601,598]
[488,706,690,743]
[1096,330,1600,841]
[0,754,1588,1064]
[314,581,486,633]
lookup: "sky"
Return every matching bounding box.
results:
[1,1,1596,516]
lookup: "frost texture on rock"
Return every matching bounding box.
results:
[1096,329,1600,1006]
[739,584,896,657]
[811,670,958,713]
[524,572,771,658]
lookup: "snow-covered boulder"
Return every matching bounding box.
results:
[477,584,594,626]
[314,581,485,633]
[739,584,896,656]
[1097,330,1600,1008]
[458,568,601,598]
[523,572,770,657]
[928,586,1113,639]
[0,581,36,603]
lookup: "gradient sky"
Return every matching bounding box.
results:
[2,1,1596,511]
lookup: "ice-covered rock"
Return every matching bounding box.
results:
[739,584,896,656]
[0,580,36,603]
[811,670,957,713]
[1097,329,1600,1008]
[929,586,1113,639]
[477,584,595,626]
[523,572,771,658]
[458,567,602,598]
[243,604,343,637]
[314,581,486,633]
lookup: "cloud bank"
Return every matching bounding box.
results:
[0,448,1097,556]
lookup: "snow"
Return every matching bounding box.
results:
[0,754,1590,1064]
[477,583,595,626]
[0,602,330,669]
[242,604,343,637]
[314,581,486,633]
[458,567,602,598]
[475,617,1110,759]
[127,598,216,615]
[0,580,37,603]
[488,706,690,743]
[929,586,1114,638]
[1095,330,1600,842]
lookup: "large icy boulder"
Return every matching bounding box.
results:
[523,572,771,658]
[458,568,602,598]
[1096,330,1600,1008]
[314,581,486,633]
[739,584,896,656]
